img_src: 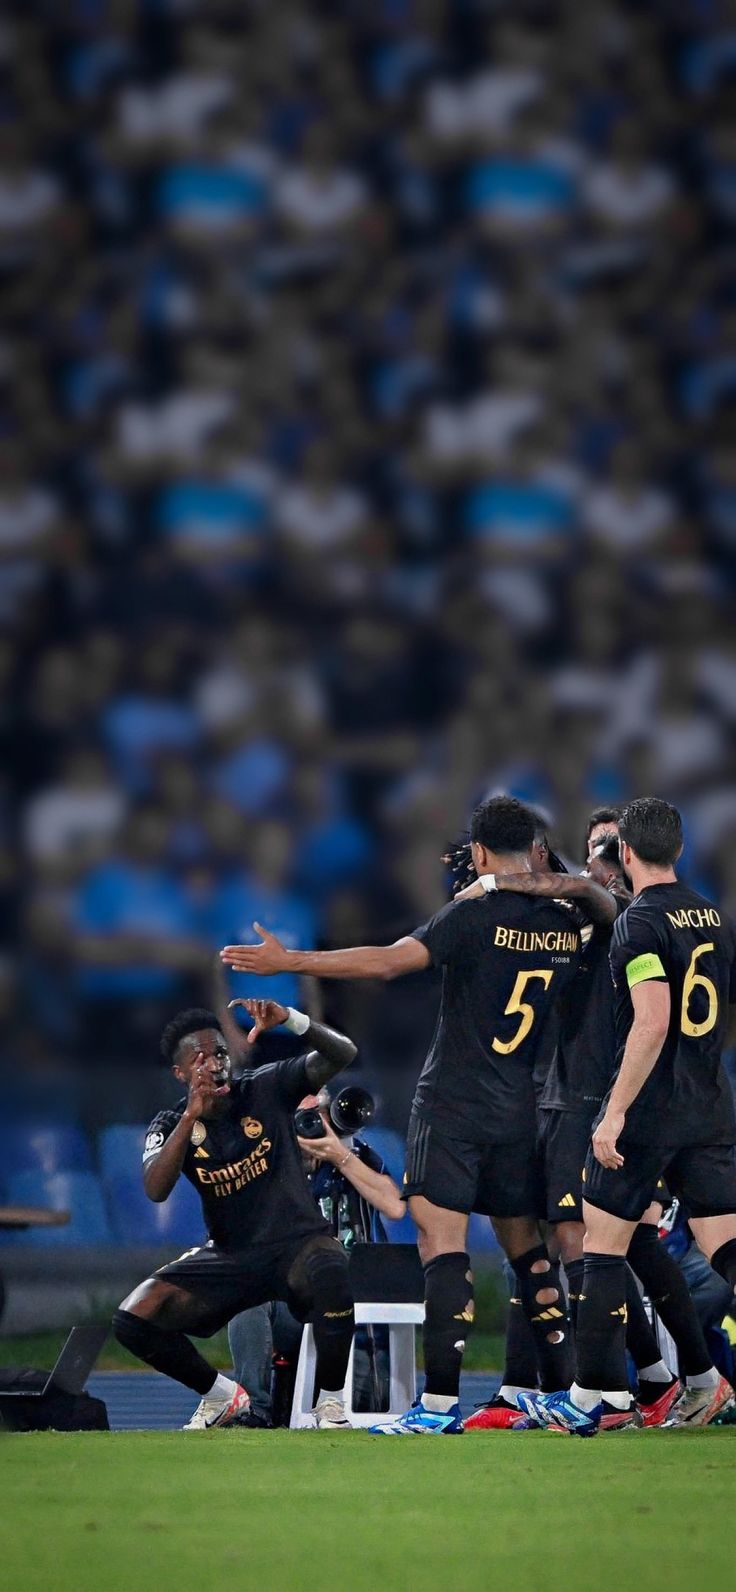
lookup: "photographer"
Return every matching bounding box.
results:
[227,1084,404,1426]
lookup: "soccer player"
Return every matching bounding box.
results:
[520,797,736,1433]
[113,1000,358,1430]
[466,815,725,1428]
[222,796,601,1433]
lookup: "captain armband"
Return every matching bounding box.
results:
[625,952,666,989]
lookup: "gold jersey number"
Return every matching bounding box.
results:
[492,969,554,1055]
[681,942,718,1038]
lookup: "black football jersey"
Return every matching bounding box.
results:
[411,893,583,1143]
[606,883,736,1146]
[143,1056,327,1252]
[541,899,627,1117]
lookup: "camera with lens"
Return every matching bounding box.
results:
[294,1085,375,1142]
[293,1106,327,1140]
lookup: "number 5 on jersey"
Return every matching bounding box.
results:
[492,969,554,1055]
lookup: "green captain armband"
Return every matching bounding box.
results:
[626,952,666,989]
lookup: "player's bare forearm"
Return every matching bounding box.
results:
[304,1021,358,1088]
[340,1156,405,1222]
[143,1115,193,1203]
[222,934,430,982]
[608,983,671,1117]
[495,871,617,926]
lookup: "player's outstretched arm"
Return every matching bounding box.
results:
[221,926,431,982]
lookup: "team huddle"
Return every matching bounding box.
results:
[115,794,736,1435]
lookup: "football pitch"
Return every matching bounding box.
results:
[3,1430,732,1592]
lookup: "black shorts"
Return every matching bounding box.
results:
[403,1111,543,1219]
[583,1139,736,1224]
[538,1108,590,1225]
[154,1231,344,1335]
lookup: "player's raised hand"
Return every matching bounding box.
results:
[228,997,290,1045]
[220,924,289,975]
[592,1109,625,1171]
[185,1055,229,1118]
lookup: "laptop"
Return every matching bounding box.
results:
[0,1325,108,1398]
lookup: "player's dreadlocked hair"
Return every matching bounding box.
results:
[160,1008,222,1066]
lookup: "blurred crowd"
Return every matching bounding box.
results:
[2,0,736,1108]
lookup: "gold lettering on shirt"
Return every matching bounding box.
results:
[194,1138,273,1196]
[493,926,578,953]
[666,907,721,930]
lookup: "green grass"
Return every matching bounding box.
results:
[0,1325,505,1371]
[2,1429,733,1592]
[0,1273,510,1371]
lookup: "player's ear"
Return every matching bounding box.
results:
[470,839,487,872]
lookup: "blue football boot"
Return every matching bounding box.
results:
[517,1389,602,1436]
[369,1399,464,1435]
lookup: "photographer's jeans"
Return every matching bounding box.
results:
[228,1301,303,1421]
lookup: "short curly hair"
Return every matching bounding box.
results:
[160,1008,222,1067]
[469,795,535,855]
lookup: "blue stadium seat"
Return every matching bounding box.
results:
[7,1170,113,1245]
[5,1122,94,1178]
[98,1124,148,1181]
[106,1173,204,1247]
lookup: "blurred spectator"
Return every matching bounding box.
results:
[2,0,734,1113]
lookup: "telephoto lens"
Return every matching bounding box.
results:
[293,1106,327,1140]
[329,1086,375,1135]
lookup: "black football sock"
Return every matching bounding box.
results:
[624,1263,664,1373]
[565,1257,585,1335]
[301,1243,355,1398]
[422,1251,474,1400]
[514,1244,572,1393]
[500,1278,539,1391]
[574,1254,629,1399]
[628,1223,712,1378]
[113,1309,217,1395]
[711,1237,736,1297]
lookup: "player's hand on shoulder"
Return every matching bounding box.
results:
[220,923,289,974]
[452,878,485,903]
[229,997,290,1046]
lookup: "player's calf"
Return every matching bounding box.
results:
[514,1244,572,1392]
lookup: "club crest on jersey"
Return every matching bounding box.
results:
[190,1121,207,1147]
[241,1116,263,1139]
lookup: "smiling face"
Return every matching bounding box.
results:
[172,1027,232,1094]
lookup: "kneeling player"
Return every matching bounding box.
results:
[113,1001,357,1430]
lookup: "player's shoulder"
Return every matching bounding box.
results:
[147,1101,184,1134]
[238,1055,309,1090]
[143,1103,183,1162]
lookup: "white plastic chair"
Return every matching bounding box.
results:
[290,1300,425,1429]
